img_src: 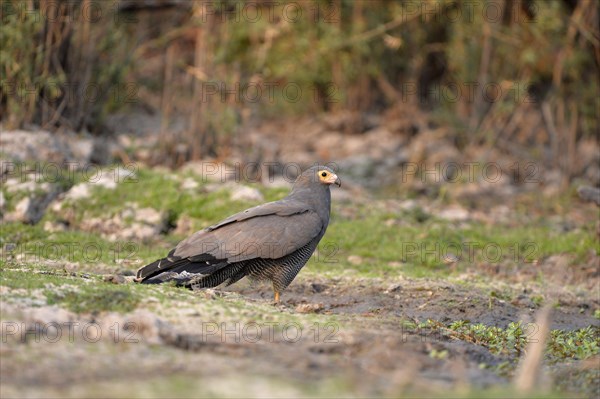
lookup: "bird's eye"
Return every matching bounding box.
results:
[321,172,327,177]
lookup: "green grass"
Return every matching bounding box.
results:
[548,327,600,363]
[45,285,140,314]
[420,319,599,364]
[2,164,598,282]
[0,261,338,324]
[1,222,165,267]
[0,265,83,290]
[0,262,140,313]
[55,168,269,227]
[311,207,596,278]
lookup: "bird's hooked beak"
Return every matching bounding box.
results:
[326,173,341,187]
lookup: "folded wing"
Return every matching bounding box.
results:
[136,199,323,282]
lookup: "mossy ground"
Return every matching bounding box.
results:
[1,165,598,398]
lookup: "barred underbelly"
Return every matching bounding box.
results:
[246,239,318,291]
[188,261,247,289]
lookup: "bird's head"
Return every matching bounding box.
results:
[293,165,341,190]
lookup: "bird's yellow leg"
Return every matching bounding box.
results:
[273,288,280,304]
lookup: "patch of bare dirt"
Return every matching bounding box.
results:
[229,277,599,331]
[1,273,597,397]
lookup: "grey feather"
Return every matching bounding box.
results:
[136,165,338,297]
[173,206,323,262]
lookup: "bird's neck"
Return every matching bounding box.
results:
[289,186,331,220]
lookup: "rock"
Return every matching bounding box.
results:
[201,288,225,299]
[95,173,118,190]
[80,216,120,240]
[103,274,126,284]
[385,284,403,293]
[584,164,600,187]
[112,165,137,183]
[541,169,564,197]
[295,303,324,313]
[0,130,71,163]
[50,200,63,213]
[43,220,68,232]
[230,185,264,202]
[338,155,377,181]
[65,183,91,200]
[347,255,363,265]
[18,305,76,328]
[78,203,166,241]
[117,134,133,148]
[201,183,223,194]
[115,223,158,241]
[94,309,166,345]
[443,253,460,264]
[125,310,165,344]
[398,200,418,210]
[134,148,152,163]
[577,186,600,206]
[134,207,164,226]
[0,191,4,211]
[576,139,600,185]
[69,137,94,164]
[0,130,101,165]
[436,205,470,222]
[310,283,328,293]
[7,190,58,224]
[107,109,167,137]
[173,214,195,236]
[63,169,125,202]
[181,177,199,190]
[116,268,136,276]
[63,262,79,273]
[89,137,113,165]
[5,180,52,194]
[120,205,136,220]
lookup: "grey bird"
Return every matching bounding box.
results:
[135,165,341,303]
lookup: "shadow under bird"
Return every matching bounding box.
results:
[135,165,341,303]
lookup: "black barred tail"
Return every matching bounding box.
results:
[136,250,235,286]
[135,256,191,283]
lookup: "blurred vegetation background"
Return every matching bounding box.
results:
[1,0,598,175]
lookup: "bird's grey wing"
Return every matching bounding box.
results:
[205,199,311,230]
[173,199,324,262]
